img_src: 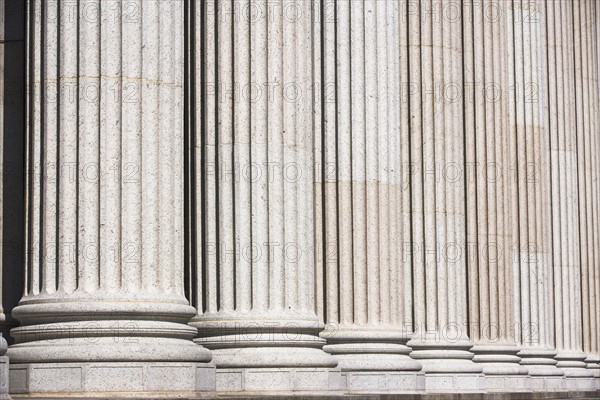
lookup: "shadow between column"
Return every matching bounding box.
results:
[1,0,25,346]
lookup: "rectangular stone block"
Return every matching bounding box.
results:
[245,370,291,391]
[294,369,329,390]
[196,365,217,391]
[10,362,215,396]
[7,365,27,394]
[215,368,342,392]
[215,370,243,392]
[31,366,83,393]
[147,366,195,391]
[0,356,10,397]
[346,372,386,391]
[529,376,565,391]
[485,375,531,392]
[425,373,486,393]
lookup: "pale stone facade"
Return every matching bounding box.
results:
[0,0,598,398]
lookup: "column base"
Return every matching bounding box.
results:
[0,356,11,399]
[321,328,424,393]
[584,356,599,390]
[408,337,485,393]
[471,342,529,392]
[519,346,565,392]
[9,362,215,398]
[204,346,341,393]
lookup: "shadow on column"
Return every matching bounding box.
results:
[1,0,25,346]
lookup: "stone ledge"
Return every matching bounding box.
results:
[8,390,600,400]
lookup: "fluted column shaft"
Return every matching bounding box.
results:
[465,0,528,386]
[314,0,421,391]
[575,0,600,380]
[506,0,564,385]
[399,0,483,391]
[188,1,338,388]
[7,0,212,395]
[545,0,592,383]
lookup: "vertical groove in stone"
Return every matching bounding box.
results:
[173,0,185,295]
[449,0,465,333]
[515,0,530,347]
[41,0,58,295]
[267,0,285,313]
[537,0,554,352]
[337,0,353,325]
[192,0,203,312]
[27,0,42,297]
[506,0,522,346]
[421,0,437,333]
[574,0,588,357]
[313,0,324,320]
[491,0,504,342]
[78,0,100,293]
[409,0,424,333]
[121,0,143,292]
[434,0,452,332]
[351,0,367,326]
[57,0,78,294]
[142,0,159,293]
[465,0,479,343]
[399,0,412,329]
[203,0,217,314]
[283,0,298,312]
[216,0,234,312]
[549,0,564,352]
[298,0,314,313]
[376,0,389,325]
[322,0,338,324]
[364,0,379,325]
[388,0,401,328]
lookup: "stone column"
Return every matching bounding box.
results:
[189,0,339,392]
[466,0,528,391]
[403,0,484,392]
[7,0,213,396]
[546,0,594,390]
[315,0,423,392]
[508,0,565,391]
[576,0,600,385]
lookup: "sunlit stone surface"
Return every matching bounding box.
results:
[0,0,598,397]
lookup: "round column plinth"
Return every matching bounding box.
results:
[408,336,484,393]
[322,328,424,392]
[192,312,340,392]
[472,342,529,392]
